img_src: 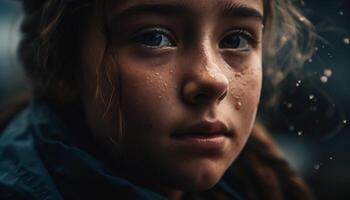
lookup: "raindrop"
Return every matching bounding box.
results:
[310,106,318,112]
[296,53,302,60]
[235,101,243,110]
[309,94,315,100]
[323,69,332,77]
[320,76,328,83]
[314,164,321,170]
[308,58,313,63]
[321,45,325,49]
[344,38,350,44]
[296,80,302,87]
[343,120,347,124]
[280,36,287,44]
[297,130,303,136]
[286,103,293,109]
[300,0,305,6]
[314,47,319,51]
[289,125,295,131]
[299,16,306,22]
[329,156,334,160]
[339,11,344,16]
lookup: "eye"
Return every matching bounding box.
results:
[219,30,254,51]
[132,28,176,48]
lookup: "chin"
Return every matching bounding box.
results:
[166,160,229,192]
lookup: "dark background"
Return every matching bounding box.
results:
[0,0,349,199]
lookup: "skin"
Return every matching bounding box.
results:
[81,0,263,199]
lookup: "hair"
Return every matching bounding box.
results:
[16,0,316,199]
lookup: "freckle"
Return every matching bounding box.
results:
[235,101,243,110]
[155,72,160,76]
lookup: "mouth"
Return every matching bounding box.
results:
[171,120,229,151]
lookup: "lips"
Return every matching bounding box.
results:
[171,120,229,151]
[172,120,229,138]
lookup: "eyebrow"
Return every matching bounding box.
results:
[111,3,264,22]
[221,4,264,22]
[112,4,188,20]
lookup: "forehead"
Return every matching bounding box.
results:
[108,0,264,18]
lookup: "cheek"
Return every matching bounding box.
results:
[116,55,179,136]
[227,60,262,140]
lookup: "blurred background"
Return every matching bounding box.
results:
[0,0,349,199]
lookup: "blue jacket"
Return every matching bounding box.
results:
[0,101,242,200]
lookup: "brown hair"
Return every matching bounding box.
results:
[17,0,316,199]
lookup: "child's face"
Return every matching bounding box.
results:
[82,0,263,195]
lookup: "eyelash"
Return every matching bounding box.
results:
[219,29,258,51]
[131,27,257,51]
[131,27,177,48]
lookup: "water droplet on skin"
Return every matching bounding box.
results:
[233,95,240,100]
[324,69,332,77]
[155,72,160,76]
[344,38,350,44]
[235,72,242,78]
[314,164,321,170]
[320,76,328,83]
[235,102,242,110]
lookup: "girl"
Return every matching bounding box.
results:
[0,0,316,199]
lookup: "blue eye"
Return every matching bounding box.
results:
[133,28,176,48]
[219,30,253,50]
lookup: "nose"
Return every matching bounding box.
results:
[182,54,229,105]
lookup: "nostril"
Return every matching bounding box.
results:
[218,91,227,102]
[193,93,209,103]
